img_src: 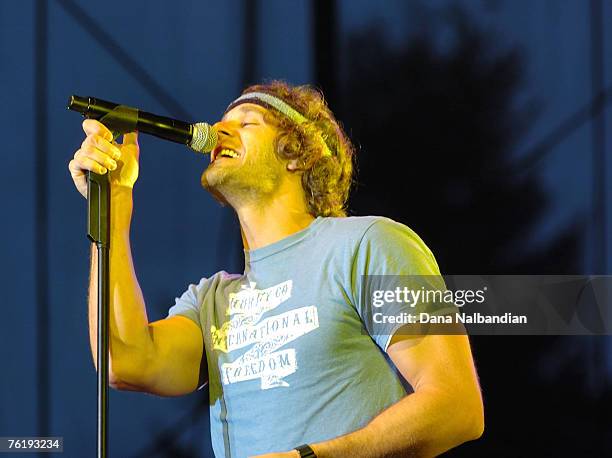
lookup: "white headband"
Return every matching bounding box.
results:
[226,92,332,157]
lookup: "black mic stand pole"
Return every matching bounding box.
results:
[71,103,139,458]
[87,170,110,458]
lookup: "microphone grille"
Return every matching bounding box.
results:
[189,123,218,153]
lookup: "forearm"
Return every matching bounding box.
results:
[311,387,483,458]
[87,187,153,385]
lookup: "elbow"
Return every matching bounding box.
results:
[108,371,151,392]
[108,370,131,391]
[109,377,143,392]
[113,356,150,391]
[439,386,484,447]
[468,405,485,441]
[93,362,138,391]
[460,391,485,442]
[96,356,149,392]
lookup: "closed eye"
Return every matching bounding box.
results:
[241,122,257,127]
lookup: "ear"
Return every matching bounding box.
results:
[286,158,301,172]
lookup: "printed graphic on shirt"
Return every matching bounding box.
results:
[211,280,319,389]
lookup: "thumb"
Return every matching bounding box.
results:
[82,118,113,141]
[122,131,139,146]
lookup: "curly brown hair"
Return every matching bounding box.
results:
[241,81,355,217]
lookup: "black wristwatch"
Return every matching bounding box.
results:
[295,444,317,458]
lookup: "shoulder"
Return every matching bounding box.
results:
[319,216,431,254]
[316,215,388,240]
[360,217,435,259]
[322,216,441,275]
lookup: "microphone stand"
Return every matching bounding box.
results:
[87,170,110,458]
[77,105,138,458]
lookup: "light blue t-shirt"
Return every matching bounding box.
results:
[168,216,445,458]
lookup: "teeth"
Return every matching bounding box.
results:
[218,149,238,159]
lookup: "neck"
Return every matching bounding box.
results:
[235,181,314,251]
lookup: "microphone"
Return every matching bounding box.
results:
[67,95,218,153]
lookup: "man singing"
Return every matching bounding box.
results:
[69,81,484,458]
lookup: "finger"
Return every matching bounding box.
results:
[82,119,113,142]
[122,131,138,146]
[70,153,108,175]
[82,134,122,160]
[68,160,88,196]
[75,147,117,172]
[68,159,85,177]
[76,146,117,171]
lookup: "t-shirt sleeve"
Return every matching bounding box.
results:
[351,218,456,351]
[167,277,209,329]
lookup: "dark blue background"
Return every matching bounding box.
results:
[1,1,610,456]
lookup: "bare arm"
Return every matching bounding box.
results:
[72,119,204,396]
[307,328,484,457]
[257,325,483,458]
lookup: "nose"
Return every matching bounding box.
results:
[213,121,233,140]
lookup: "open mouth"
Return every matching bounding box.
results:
[211,146,241,162]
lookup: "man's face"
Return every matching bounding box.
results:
[201,103,286,205]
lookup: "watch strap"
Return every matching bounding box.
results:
[295,444,317,458]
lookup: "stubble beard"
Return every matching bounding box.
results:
[201,157,283,208]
